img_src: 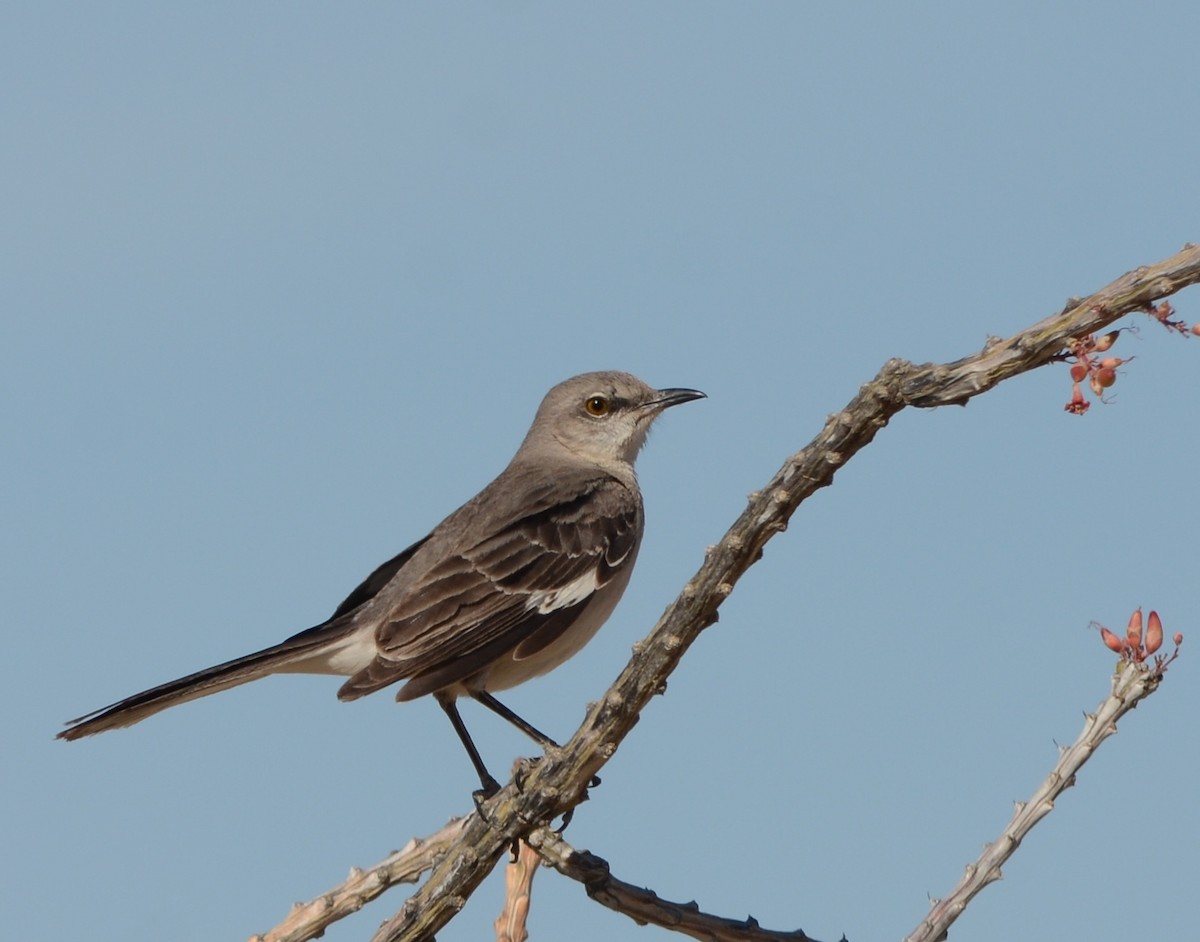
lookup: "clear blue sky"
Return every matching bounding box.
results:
[6,5,1198,941]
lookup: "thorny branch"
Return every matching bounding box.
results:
[528,827,818,942]
[252,244,1200,942]
[249,818,468,942]
[903,655,1176,942]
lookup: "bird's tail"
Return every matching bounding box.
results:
[57,623,352,741]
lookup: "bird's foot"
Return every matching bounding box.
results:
[471,774,503,818]
[553,773,602,833]
[511,755,540,792]
[503,757,603,831]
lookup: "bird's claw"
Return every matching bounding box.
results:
[553,772,602,833]
[472,775,502,820]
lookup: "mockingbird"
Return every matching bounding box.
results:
[58,371,704,795]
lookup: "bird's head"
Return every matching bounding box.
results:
[524,370,705,473]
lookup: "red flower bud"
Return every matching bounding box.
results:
[1070,363,1088,382]
[1064,383,1089,414]
[1191,324,1200,337]
[1095,367,1117,388]
[1145,611,1163,655]
[1174,632,1184,646]
[1126,608,1143,647]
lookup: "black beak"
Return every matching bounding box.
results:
[651,387,707,409]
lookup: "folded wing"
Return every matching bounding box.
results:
[337,475,641,701]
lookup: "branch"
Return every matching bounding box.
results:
[494,840,540,942]
[903,656,1175,942]
[527,827,819,942]
[256,244,1200,942]
[249,817,468,942]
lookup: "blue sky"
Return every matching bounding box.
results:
[6,4,1198,941]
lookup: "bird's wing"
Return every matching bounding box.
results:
[327,534,433,620]
[337,475,641,701]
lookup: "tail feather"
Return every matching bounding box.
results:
[57,626,351,741]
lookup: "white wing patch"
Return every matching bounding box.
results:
[525,567,601,614]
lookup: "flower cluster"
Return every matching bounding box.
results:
[1095,608,1183,673]
[1063,301,1198,416]
[1064,330,1128,415]
[1144,299,1197,337]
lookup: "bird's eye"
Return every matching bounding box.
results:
[584,395,610,417]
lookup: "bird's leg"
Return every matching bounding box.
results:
[469,691,602,792]
[470,691,557,748]
[436,693,501,805]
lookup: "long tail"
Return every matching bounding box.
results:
[57,624,354,741]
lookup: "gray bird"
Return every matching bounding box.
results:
[58,371,704,795]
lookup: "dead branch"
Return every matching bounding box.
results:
[528,827,819,942]
[903,655,1176,942]
[249,817,468,942]
[494,839,540,942]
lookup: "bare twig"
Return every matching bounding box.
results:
[527,827,819,942]
[494,839,541,942]
[253,244,1200,942]
[903,657,1174,942]
[249,817,468,942]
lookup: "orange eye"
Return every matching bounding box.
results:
[584,395,610,416]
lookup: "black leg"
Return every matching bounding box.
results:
[470,691,601,794]
[436,692,501,799]
[469,691,558,747]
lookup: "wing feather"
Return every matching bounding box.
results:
[337,473,641,700]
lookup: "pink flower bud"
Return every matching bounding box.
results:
[1150,301,1175,323]
[1100,627,1125,653]
[1145,611,1163,655]
[1094,331,1119,352]
[1174,633,1184,646]
[1070,363,1088,382]
[1095,367,1117,388]
[1126,608,1143,647]
[1098,357,1122,370]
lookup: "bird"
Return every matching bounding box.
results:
[58,371,704,796]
